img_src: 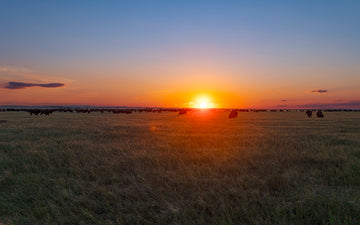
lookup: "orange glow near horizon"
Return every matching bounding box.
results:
[160,90,245,108]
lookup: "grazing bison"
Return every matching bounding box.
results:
[316,110,324,118]
[306,110,312,118]
[229,110,238,119]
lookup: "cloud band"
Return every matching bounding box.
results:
[311,89,328,93]
[5,82,65,89]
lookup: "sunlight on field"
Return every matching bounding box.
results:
[0,111,360,224]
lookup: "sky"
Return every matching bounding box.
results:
[0,0,359,108]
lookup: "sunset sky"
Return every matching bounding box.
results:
[1,0,359,108]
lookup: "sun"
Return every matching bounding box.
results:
[194,95,213,108]
[200,102,208,108]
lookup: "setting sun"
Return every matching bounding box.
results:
[200,102,208,108]
[193,95,214,108]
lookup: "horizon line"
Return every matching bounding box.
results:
[1,104,359,110]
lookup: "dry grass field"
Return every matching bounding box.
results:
[0,110,360,224]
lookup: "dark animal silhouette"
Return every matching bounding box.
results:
[306,110,312,118]
[316,110,324,118]
[229,110,238,118]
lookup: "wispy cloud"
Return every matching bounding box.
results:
[0,65,34,73]
[4,82,65,90]
[311,89,328,93]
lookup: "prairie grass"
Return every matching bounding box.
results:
[0,111,359,224]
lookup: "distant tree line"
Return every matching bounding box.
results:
[0,107,358,118]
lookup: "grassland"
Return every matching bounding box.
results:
[0,110,360,225]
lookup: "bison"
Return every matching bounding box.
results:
[306,110,312,118]
[316,110,324,118]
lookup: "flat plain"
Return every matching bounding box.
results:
[0,111,360,224]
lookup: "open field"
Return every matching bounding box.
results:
[0,111,360,224]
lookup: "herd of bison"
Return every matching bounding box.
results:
[0,107,358,119]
